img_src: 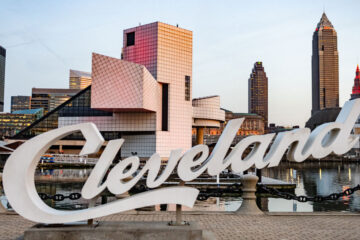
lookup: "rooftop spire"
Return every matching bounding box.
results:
[317,12,334,29]
[351,65,360,99]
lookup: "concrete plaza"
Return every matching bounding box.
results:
[1,211,359,240]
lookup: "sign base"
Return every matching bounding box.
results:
[24,221,212,240]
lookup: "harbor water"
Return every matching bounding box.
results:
[3,161,360,212]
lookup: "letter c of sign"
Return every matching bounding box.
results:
[2,123,198,223]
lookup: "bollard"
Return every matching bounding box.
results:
[236,174,264,215]
[169,181,189,226]
[256,168,262,183]
[87,197,97,225]
[175,181,185,225]
[175,203,182,224]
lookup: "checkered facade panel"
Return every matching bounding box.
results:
[123,22,158,79]
[58,112,156,132]
[91,53,159,112]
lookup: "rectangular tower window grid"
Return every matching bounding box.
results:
[162,84,168,131]
[185,75,190,101]
[311,13,339,114]
[248,62,268,129]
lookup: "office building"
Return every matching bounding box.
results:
[11,22,224,158]
[248,61,268,128]
[223,111,265,136]
[199,109,265,136]
[0,46,5,112]
[12,108,43,120]
[0,108,43,137]
[31,88,79,113]
[69,69,92,90]
[312,13,339,114]
[11,96,31,112]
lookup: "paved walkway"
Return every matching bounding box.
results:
[1,211,360,240]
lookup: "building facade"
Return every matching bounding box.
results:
[192,96,225,144]
[31,88,79,113]
[311,13,339,114]
[0,46,5,112]
[0,108,42,138]
[192,109,264,146]
[13,86,112,141]
[69,69,92,90]
[225,112,265,136]
[11,22,224,159]
[12,108,43,120]
[201,110,265,136]
[11,96,31,112]
[122,22,193,157]
[248,61,268,128]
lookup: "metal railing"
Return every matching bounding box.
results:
[40,154,98,165]
[258,184,360,202]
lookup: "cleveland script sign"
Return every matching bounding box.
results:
[3,99,360,223]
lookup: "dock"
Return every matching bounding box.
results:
[32,176,296,189]
[0,171,296,191]
[163,176,296,190]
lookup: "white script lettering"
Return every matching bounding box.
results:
[3,99,360,223]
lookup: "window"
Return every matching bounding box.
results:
[185,75,190,101]
[321,45,324,51]
[162,84,168,131]
[13,86,112,140]
[126,32,135,46]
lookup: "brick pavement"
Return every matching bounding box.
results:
[1,211,360,240]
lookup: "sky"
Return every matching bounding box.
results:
[1,0,360,127]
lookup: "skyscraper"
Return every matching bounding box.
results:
[311,13,339,114]
[248,61,268,129]
[12,22,224,158]
[69,69,92,89]
[0,46,6,112]
[350,65,360,100]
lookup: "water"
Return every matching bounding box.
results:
[219,161,360,212]
[261,161,360,212]
[3,161,360,212]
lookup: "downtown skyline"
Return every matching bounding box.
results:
[1,0,360,127]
